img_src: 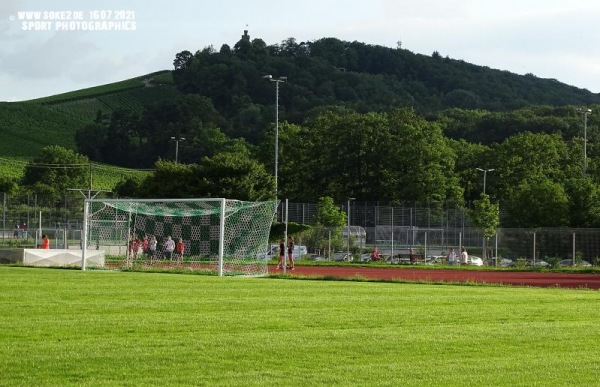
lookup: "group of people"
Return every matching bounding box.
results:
[367,246,467,264]
[13,222,27,239]
[129,234,185,262]
[276,236,295,270]
[447,247,469,265]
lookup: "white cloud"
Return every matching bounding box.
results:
[2,32,97,79]
[1,0,600,100]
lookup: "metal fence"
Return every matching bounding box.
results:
[279,201,600,265]
[2,195,600,266]
[0,191,85,247]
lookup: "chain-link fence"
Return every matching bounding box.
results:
[279,201,600,266]
[2,196,600,266]
[0,191,85,248]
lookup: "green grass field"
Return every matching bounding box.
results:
[1,266,599,386]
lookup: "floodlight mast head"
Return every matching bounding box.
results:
[170,137,186,163]
[262,74,286,82]
[475,168,495,195]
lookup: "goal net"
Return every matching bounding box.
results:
[82,198,277,276]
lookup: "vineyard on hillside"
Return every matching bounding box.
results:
[0,103,84,157]
[0,70,172,193]
[47,84,182,121]
[38,71,180,122]
[0,71,180,159]
[30,70,173,104]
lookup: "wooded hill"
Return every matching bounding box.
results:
[2,33,600,228]
[1,32,599,159]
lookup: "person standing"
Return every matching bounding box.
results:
[175,238,185,263]
[447,248,457,265]
[163,236,175,260]
[460,247,469,265]
[287,236,295,270]
[40,234,50,249]
[141,235,149,258]
[149,235,157,261]
[276,239,285,270]
[371,246,380,261]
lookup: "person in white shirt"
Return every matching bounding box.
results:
[460,246,469,265]
[163,236,175,260]
[447,248,457,265]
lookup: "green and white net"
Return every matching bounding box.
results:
[84,198,277,276]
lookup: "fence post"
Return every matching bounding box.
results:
[424,231,428,262]
[390,206,394,261]
[495,231,498,266]
[572,232,576,267]
[2,192,5,242]
[533,231,536,265]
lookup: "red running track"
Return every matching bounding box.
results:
[271,265,600,289]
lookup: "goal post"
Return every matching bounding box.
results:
[81,198,278,276]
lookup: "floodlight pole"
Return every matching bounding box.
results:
[577,108,592,177]
[262,75,287,199]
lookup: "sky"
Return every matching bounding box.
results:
[1,0,599,102]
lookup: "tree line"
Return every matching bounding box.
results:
[9,33,600,228]
[7,103,598,229]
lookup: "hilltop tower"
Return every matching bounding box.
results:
[241,29,250,41]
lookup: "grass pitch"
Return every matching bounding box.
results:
[1,266,599,386]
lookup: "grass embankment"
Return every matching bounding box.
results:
[1,266,598,386]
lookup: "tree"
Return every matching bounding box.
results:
[22,146,89,205]
[173,50,194,71]
[137,160,196,199]
[75,123,106,162]
[315,196,347,228]
[305,196,347,259]
[387,108,460,206]
[564,178,600,227]
[101,109,141,167]
[196,147,274,201]
[503,178,569,228]
[471,194,500,238]
[470,193,500,259]
[491,132,570,201]
[113,176,143,198]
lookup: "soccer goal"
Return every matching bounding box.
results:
[81,198,277,276]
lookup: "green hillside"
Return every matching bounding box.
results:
[0,71,175,189]
[34,70,179,122]
[0,102,84,157]
[0,71,180,159]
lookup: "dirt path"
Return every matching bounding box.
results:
[271,265,600,289]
